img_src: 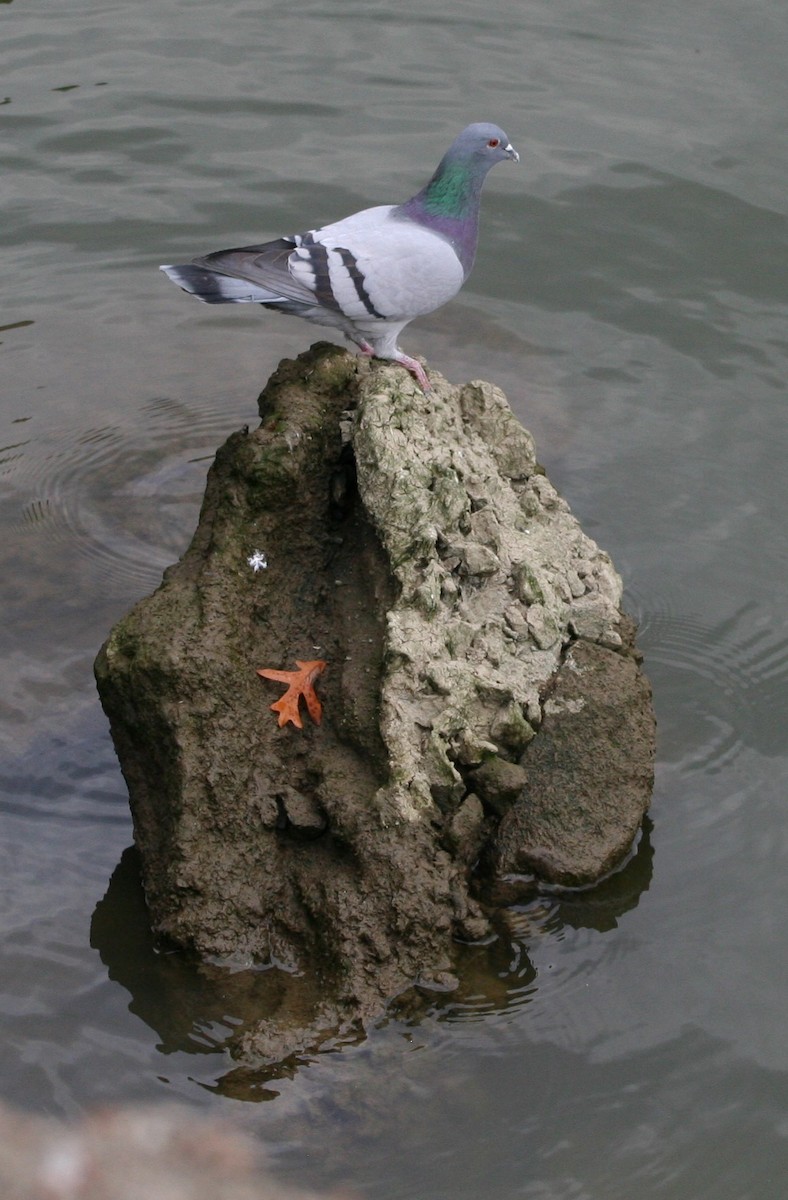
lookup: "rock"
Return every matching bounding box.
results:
[352,360,626,822]
[0,1100,329,1199]
[468,759,528,817]
[491,618,655,888]
[443,794,486,863]
[277,787,328,839]
[95,343,655,1063]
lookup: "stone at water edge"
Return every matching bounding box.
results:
[94,342,655,1064]
[488,621,656,899]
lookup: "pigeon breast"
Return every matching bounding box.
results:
[290,206,466,323]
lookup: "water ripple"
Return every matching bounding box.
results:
[629,588,788,769]
[7,395,244,596]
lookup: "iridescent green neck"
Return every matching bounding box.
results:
[396,149,489,273]
[420,161,479,219]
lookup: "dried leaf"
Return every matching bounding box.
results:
[257,659,327,729]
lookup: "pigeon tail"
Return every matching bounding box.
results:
[159,264,284,305]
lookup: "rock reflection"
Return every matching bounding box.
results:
[91,847,345,1086]
[544,814,654,933]
[92,826,652,1099]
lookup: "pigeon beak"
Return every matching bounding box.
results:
[504,143,520,163]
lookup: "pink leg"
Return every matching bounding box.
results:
[394,352,431,393]
[354,342,430,393]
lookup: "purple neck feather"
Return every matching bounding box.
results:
[395,202,479,275]
[394,154,490,274]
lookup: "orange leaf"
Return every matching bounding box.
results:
[256,659,327,729]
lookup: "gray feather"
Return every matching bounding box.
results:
[160,123,518,389]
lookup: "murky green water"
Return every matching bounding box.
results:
[2,1,787,1195]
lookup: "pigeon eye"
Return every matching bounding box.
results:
[487,137,500,148]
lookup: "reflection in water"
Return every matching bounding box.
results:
[91,848,366,1100]
[406,820,653,1027]
[92,828,652,1099]
[549,817,654,932]
[92,847,286,1060]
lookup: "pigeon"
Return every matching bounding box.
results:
[161,123,519,391]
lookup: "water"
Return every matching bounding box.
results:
[2,0,787,1194]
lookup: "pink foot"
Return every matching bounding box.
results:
[354,343,430,393]
[393,352,431,393]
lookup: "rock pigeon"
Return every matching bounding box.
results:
[161,123,519,391]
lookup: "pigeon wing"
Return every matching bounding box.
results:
[186,205,464,323]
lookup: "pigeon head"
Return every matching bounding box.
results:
[397,122,518,272]
[415,124,518,216]
[447,122,520,169]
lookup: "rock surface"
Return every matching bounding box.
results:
[95,342,655,1062]
[490,624,656,893]
[0,1101,333,1199]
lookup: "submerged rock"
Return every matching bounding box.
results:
[95,342,655,1061]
